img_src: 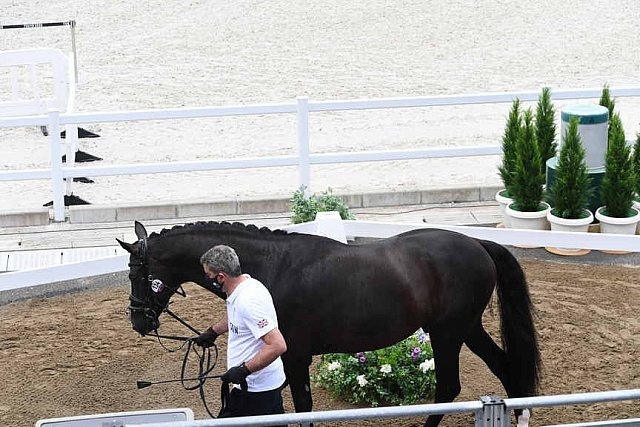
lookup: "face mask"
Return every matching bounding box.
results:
[204,273,223,292]
[203,274,227,300]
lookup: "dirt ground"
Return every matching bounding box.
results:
[1,259,639,427]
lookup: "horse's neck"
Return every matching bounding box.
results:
[156,229,285,284]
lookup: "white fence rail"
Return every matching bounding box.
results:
[2,86,640,221]
[1,213,638,292]
[121,388,640,427]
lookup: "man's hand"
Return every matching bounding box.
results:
[221,363,251,386]
[193,327,218,348]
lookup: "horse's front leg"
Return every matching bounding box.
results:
[282,353,313,426]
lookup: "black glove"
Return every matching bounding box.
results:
[194,327,218,348]
[221,363,251,386]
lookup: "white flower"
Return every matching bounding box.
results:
[327,361,341,371]
[419,358,435,373]
[380,364,392,374]
[356,374,368,387]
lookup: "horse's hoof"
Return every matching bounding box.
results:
[517,408,531,427]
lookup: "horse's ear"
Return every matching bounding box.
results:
[134,221,148,240]
[116,238,136,254]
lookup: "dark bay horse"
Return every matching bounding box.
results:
[117,220,540,426]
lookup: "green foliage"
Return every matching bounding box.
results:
[290,187,355,224]
[599,84,616,120]
[633,133,640,198]
[510,109,546,212]
[498,98,522,196]
[546,117,592,219]
[601,114,635,218]
[313,331,436,407]
[535,87,557,173]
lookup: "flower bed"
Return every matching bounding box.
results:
[313,330,436,407]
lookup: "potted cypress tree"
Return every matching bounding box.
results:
[545,116,593,254]
[599,83,616,121]
[595,113,640,235]
[496,98,522,227]
[535,87,557,174]
[505,109,550,230]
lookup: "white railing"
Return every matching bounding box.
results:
[120,389,640,427]
[2,86,640,222]
[1,213,638,292]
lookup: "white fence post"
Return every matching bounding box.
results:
[314,211,348,243]
[296,96,311,195]
[48,110,66,222]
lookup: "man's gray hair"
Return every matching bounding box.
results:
[200,245,242,277]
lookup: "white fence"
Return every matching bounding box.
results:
[121,388,640,427]
[2,86,640,221]
[1,212,638,292]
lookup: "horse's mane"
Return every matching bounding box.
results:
[148,221,293,239]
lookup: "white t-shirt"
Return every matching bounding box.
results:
[226,275,286,392]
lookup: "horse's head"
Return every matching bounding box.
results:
[117,221,188,336]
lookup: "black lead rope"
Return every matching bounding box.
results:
[145,332,227,418]
[144,310,229,418]
[164,307,201,335]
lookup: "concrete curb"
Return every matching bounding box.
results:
[0,185,502,227]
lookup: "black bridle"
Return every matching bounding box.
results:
[126,238,198,338]
[125,238,230,418]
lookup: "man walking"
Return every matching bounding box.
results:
[195,244,287,420]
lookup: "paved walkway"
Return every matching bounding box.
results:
[0,200,501,271]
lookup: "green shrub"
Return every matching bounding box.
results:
[498,98,522,196]
[601,114,635,217]
[290,187,355,224]
[313,331,436,407]
[535,87,557,173]
[510,109,546,212]
[546,117,592,219]
[599,83,616,119]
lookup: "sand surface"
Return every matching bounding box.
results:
[2,1,640,213]
[1,259,639,426]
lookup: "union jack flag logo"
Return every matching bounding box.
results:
[257,318,269,328]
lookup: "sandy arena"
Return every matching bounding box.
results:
[1,258,639,426]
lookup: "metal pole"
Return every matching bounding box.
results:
[296,96,311,195]
[48,110,66,222]
[0,20,78,83]
[69,20,78,83]
[478,395,509,427]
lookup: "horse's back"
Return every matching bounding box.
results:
[276,228,498,353]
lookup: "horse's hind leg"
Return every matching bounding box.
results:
[465,321,530,426]
[464,321,511,394]
[423,328,464,427]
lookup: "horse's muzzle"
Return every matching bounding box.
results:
[126,305,159,336]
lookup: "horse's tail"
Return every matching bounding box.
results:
[479,239,541,398]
